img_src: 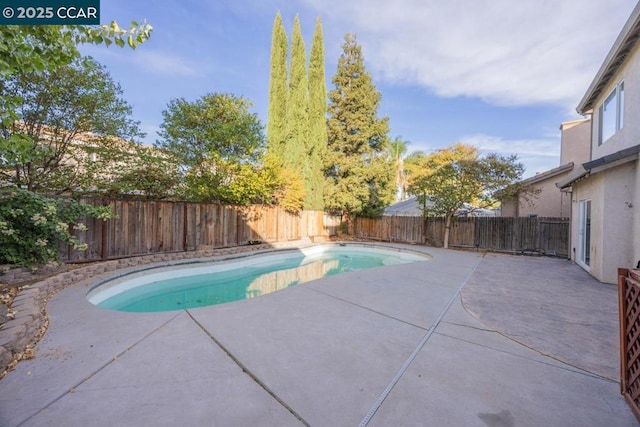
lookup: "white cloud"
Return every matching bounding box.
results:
[130,50,200,77]
[81,45,203,78]
[304,0,636,108]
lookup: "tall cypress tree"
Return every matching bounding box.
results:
[284,15,311,203]
[266,12,288,163]
[307,16,327,211]
[325,33,395,217]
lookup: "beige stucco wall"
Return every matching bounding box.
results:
[590,41,640,159]
[601,162,635,283]
[560,119,591,165]
[501,171,571,218]
[570,161,637,284]
[570,174,604,281]
[500,199,517,217]
[519,174,571,217]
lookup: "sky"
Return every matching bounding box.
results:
[80,0,638,179]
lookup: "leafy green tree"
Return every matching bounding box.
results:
[408,143,524,248]
[156,93,267,205]
[0,56,143,193]
[268,161,306,213]
[1,22,152,127]
[181,154,272,205]
[284,15,310,198]
[266,12,288,164]
[324,33,395,217]
[0,21,150,267]
[307,16,327,211]
[157,93,263,165]
[88,142,181,200]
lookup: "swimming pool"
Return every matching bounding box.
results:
[87,244,429,313]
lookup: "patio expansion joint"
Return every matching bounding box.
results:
[433,330,619,384]
[359,259,483,427]
[185,310,310,427]
[302,287,429,331]
[15,311,183,427]
[440,320,497,333]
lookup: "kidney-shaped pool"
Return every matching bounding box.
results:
[87,244,429,313]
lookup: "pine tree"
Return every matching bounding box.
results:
[307,16,327,211]
[284,15,311,204]
[266,12,288,163]
[325,33,395,217]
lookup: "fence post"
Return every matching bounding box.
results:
[182,203,188,251]
[101,199,109,261]
[236,208,241,246]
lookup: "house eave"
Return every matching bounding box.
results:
[556,143,640,189]
[576,2,640,114]
[556,166,589,189]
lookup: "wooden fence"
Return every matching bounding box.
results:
[63,199,341,262]
[618,268,640,422]
[352,216,569,256]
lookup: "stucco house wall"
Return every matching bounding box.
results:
[560,119,591,165]
[500,163,574,218]
[500,199,518,217]
[501,117,589,218]
[560,3,640,283]
[589,41,640,161]
[508,173,572,217]
[570,162,637,284]
[570,174,604,278]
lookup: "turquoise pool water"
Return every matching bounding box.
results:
[87,245,427,313]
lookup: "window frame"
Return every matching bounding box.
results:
[598,81,624,145]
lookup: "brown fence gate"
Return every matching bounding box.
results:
[619,267,640,422]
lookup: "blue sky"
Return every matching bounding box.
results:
[81,0,638,178]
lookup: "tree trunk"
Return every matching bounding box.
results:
[444,213,452,249]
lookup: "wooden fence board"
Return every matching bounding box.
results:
[60,199,340,262]
[354,216,569,256]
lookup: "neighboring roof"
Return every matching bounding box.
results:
[497,162,574,200]
[383,196,431,216]
[577,2,640,114]
[556,144,640,189]
[519,162,574,186]
[383,197,496,217]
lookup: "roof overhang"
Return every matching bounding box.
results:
[556,166,589,189]
[556,144,640,189]
[576,3,640,114]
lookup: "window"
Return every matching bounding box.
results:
[599,82,624,144]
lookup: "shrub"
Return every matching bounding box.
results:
[0,189,114,267]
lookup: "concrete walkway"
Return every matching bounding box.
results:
[0,245,636,426]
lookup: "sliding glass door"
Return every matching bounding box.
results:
[578,200,591,267]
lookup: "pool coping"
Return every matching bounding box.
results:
[0,240,429,377]
[86,243,431,308]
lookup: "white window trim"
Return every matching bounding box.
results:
[598,81,624,145]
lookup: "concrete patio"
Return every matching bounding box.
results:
[0,244,636,426]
